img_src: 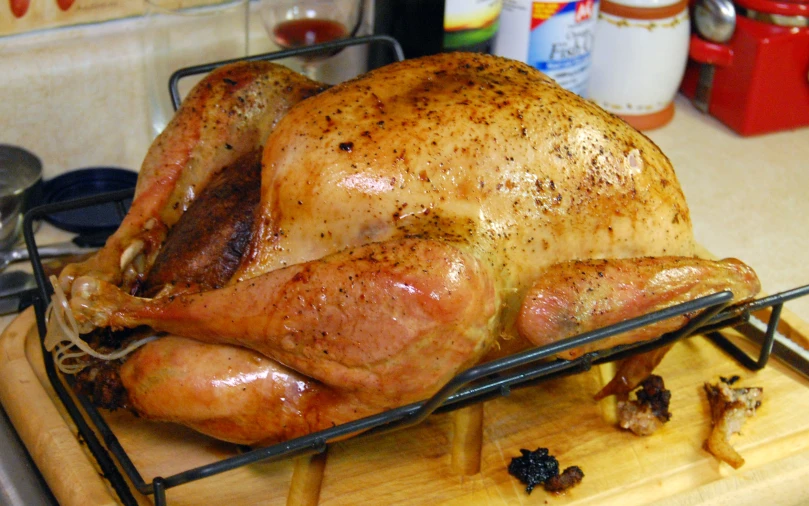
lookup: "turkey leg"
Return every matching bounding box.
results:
[516,256,760,360]
[517,256,760,400]
[119,335,377,446]
[71,238,499,406]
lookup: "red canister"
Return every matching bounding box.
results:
[681,0,809,135]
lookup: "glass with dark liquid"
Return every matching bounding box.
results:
[272,18,349,61]
[260,0,363,75]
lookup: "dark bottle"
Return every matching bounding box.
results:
[369,0,503,69]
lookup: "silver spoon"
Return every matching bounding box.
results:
[0,234,105,272]
[694,0,737,44]
[692,0,736,112]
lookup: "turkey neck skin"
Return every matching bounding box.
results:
[235,53,695,336]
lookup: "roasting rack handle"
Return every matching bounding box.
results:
[168,34,406,111]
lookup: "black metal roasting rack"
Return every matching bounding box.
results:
[19,36,809,506]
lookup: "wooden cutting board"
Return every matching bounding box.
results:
[2,306,809,506]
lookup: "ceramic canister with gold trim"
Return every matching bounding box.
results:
[588,0,690,130]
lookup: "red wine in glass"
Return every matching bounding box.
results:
[272,18,349,62]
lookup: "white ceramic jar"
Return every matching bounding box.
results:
[588,0,690,130]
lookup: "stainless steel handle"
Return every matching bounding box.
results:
[7,241,93,263]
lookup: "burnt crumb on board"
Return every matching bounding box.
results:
[508,447,584,494]
[544,466,585,493]
[508,448,557,493]
[720,374,741,385]
[704,375,763,469]
[617,374,672,436]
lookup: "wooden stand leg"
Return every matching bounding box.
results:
[286,449,328,506]
[450,403,484,475]
[596,362,619,426]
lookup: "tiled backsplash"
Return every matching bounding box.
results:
[0,5,370,180]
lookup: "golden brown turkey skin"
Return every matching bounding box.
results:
[64,53,762,445]
[237,52,695,338]
[58,61,327,294]
[120,336,376,446]
[517,256,761,359]
[73,238,497,407]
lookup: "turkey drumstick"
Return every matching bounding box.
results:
[72,238,497,407]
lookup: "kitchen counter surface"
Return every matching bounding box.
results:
[0,19,807,504]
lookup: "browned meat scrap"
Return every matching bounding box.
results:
[704,375,763,469]
[544,466,585,493]
[138,150,262,298]
[617,374,672,436]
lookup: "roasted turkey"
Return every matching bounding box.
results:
[51,53,760,446]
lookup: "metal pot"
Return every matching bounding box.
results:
[0,145,43,250]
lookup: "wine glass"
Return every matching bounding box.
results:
[259,0,364,80]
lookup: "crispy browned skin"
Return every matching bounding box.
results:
[139,150,262,297]
[58,62,327,294]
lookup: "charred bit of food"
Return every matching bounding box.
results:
[617,374,672,436]
[74,361,128,410]
[544,466,585,493]
[508,447,584,494]
[70,327,144,410]
[704,375,763,469]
